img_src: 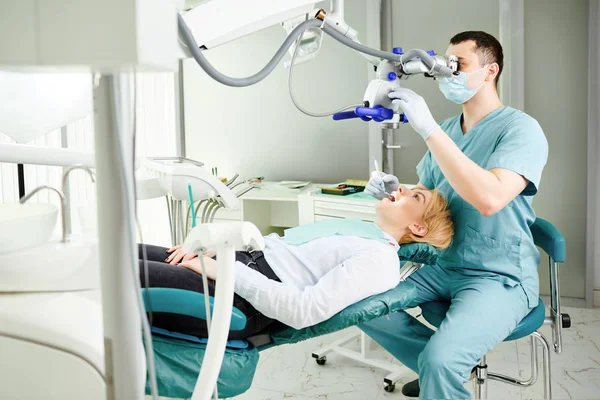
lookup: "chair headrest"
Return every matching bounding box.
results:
[397,242,441,265]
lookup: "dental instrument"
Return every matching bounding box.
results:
[141,157,238,245]
[224,173,239,187]
[373,159,393,200]
[188,183,197,228]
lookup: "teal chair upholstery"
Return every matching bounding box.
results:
[417,218,569,400]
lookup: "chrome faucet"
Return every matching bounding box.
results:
[20,186,67,243]
[62,165,96,236]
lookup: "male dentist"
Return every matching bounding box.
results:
[362,31,548,399]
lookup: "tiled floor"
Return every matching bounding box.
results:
[234,306,600,400]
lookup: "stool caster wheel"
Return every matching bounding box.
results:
[315,356,326,366]
[562,313,571,328]
[384,383,395,393]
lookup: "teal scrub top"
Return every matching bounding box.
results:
[417,106,548,308]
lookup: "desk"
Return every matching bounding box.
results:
[205,182,324,234]
[206,182,383,235]
[204,182,414,234]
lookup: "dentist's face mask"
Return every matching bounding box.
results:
[438,66,489,104]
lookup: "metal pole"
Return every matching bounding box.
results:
[533,332,552,399]
[175,59,187,158]
[17,164,25,198]
[475,356,488,399]
[381,0,394,175]
[365,0,382,176]
[552,261,563,353]
[94,74,144,400]
[60,126,72,235]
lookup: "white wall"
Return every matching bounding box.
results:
[589,0,600,303]
[182,0,370,184]
[524,0,589,299]
[389,0,590,299]
[390,0,500,184]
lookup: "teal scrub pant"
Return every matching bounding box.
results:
[359,264,531,400]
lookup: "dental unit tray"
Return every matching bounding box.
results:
[319,179,368,196]
[142,157,239,210]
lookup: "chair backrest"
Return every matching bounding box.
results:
[141,287,248,331]
[531,217,568,353]
[530,218,566,263]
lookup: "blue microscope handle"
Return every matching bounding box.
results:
[332,111,360,120]
[354,106,394,120]
[332,106,407,123]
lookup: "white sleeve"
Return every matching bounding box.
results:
[233,251,400,330]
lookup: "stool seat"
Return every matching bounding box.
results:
[421,298,546,341]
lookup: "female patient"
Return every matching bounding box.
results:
[139,185,453,340]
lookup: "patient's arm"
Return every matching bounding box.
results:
[233,251,400,330]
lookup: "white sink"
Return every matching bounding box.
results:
[0,239,99,292]
[0,203,58,254]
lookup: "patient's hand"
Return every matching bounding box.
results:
[179,256,217,280]
[165,244,198,265]
[202,250,216,258]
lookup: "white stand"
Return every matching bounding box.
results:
[311,331,408,391]
[94,75,145,399]
[191,243,236,400]
[183,221,265,400]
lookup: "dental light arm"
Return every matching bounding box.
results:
[177,1,454,86]
[177,0,458,124]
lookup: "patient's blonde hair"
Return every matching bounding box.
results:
[399,189,454,250]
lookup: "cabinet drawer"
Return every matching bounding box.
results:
[314,200,376,221]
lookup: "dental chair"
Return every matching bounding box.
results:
[142,242,441,399]
[415,218,569,400]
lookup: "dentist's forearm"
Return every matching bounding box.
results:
[425,127,503,215]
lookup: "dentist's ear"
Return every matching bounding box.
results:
[408,223,428,238]
[487,63,500,82]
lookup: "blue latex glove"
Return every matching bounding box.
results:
[388,88,440,140]
[365,171,400,200]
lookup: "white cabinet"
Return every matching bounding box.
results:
[298,191,379,225]
[192,183,328,235]
[189,184,384,235]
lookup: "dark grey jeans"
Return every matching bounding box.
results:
[138,244,281,340]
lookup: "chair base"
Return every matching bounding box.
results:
[474,332,552,400]
[311,331,409,392]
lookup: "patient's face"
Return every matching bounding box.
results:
[376,185,432,228]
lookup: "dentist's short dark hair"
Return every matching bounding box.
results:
[450,31,504,88]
